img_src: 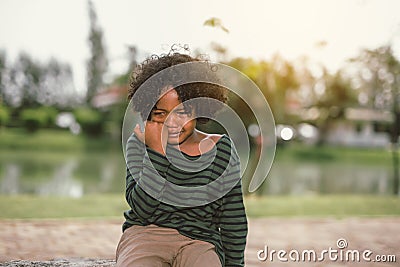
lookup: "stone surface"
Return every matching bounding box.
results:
[0,259,115,267]
[0,218,399,266]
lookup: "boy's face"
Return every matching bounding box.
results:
[150,89,196,145]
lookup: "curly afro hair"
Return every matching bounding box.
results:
[128,49,228,124]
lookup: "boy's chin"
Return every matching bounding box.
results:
[167,136,189,146]
[167,137,180,145]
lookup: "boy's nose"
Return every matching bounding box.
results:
[164,113,179,128]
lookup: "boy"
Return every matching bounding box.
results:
[116,51,248,267]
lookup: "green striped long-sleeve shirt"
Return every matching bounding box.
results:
[123,134,248,266]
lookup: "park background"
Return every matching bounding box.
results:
[0,0,399,266]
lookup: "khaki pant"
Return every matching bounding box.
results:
[116,224,221,267]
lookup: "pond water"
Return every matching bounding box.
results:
[0,150,394,197]
[256,161,393,195]
[0,150,126,197]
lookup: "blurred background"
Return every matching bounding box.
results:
[0,0,399,217]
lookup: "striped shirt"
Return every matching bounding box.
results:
[123,134,248,266]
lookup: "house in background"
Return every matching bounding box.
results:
[90,84,129,139]
[324,107,393,148]
[91,84,128,109]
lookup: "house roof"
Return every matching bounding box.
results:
[91,85,128,108]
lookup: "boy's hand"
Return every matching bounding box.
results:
[133,122,167,155]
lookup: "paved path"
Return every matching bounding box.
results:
[0,217,399,266]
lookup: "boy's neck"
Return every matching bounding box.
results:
[172,130,222,156]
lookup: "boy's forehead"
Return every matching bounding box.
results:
[160,85,174,94]
[154,90,184,110]
[154,103,185,110]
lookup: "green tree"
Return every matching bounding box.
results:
[314,69,357,144]
[225,57,269,125]
[86,0,108,105]
[226,55,300,124]
[268,54,300,124]
[0,50,6,104]
[39,58,77,107]
[112,45,138,86]
[15,52,44,108]
[350,45,400,195]
[1,52,76,108]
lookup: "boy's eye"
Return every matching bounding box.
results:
[151,111,166,120]
[176,111,191,117]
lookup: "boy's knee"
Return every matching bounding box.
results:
[173,242,221,267]
[191,249,221,267]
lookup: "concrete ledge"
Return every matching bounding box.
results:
[0,259,115,267]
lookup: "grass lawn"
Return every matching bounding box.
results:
[274,142,394,166]
[0,194,128,219]
[0,194,399,219]
[244,195,400,218]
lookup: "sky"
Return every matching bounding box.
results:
[1,0,400,93]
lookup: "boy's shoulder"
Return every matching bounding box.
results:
[209,134,234,150]
[208,133,224,143]
[203,133,233,146]
[196,133,230,155]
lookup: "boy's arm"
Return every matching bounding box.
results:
[125,134,169,220]
[219,149,248,266]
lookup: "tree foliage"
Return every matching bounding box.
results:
[86,0,108,104]
[225,54,300,124]
[0,53,77,108]
[0,50,6,104]
[349,45,400,112]
[348,45,400,146]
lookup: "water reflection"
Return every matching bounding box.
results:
[0,164,20,194]
[97,161,116,192]
[0,151,393,196]
[262,162,391,195]
[0,151,125,197]
[36,160,83,198]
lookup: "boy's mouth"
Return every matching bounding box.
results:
[168,131,183,138]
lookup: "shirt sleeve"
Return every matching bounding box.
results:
[125,134,169,220]
[218,143,248,266]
